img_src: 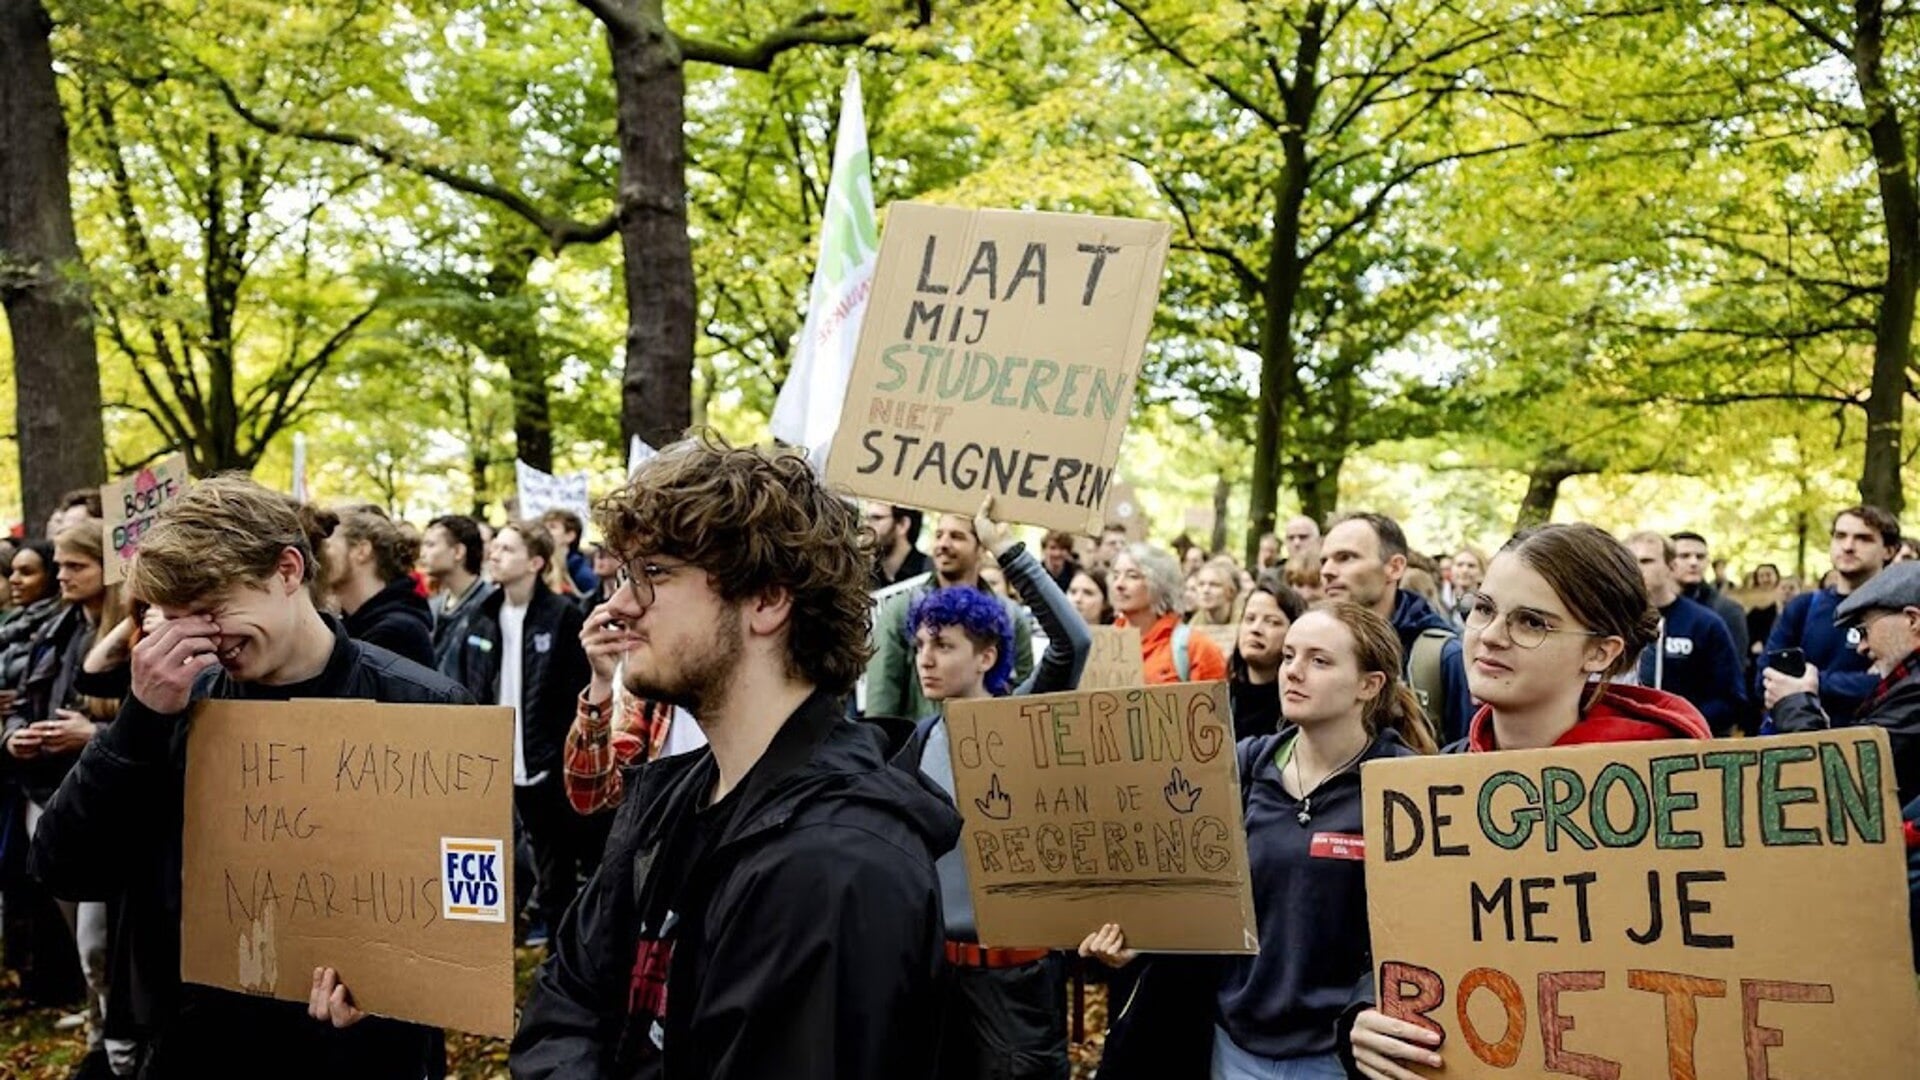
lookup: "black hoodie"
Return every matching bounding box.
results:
[344,577,435,669]
[511,689,962,1080]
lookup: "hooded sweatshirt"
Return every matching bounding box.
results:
[1757,587,1877,723]
[1390,590,1476,746]
[511,690,963,1080]
[1463,682,1712,752]
[343,576,435,668]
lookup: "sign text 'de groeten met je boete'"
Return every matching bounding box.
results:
[1363,729,1920,1078]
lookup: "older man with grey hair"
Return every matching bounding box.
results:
[1109,542,1227,683]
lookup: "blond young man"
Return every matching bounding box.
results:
[30,477,468,1079]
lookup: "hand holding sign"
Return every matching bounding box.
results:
[1163,767,1202,814]
[974,774,1014,821]
[308,967,367,1029]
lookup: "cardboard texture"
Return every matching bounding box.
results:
[943,681,1256,952]
[181,700,517,1038]
[827,203,1171,533]
[1104,481,1149,540]
[101,453,191,585]
[1078,627,1145,690]
[1191,623,1239,656]
[1362,728,1920,1078]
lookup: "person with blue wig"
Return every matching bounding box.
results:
[895,496,1091,1080]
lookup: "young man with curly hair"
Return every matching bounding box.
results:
[511,435,963,1080]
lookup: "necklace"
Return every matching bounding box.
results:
[1286,741,1371,826]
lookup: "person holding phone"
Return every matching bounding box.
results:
[1755,505,1899,724]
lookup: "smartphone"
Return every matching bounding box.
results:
[1767,647,1807,678]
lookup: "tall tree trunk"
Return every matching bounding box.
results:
[1855,0,1913,514]
[1248,7,1325,549]
[1514,466,1571,531]
[1210,474,1229,556]
[612,1,695,451]
[479,239,553,472]
[0,0,104,534]
[1293,456,1341,527]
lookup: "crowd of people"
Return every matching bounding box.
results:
[0,446,1914,1080]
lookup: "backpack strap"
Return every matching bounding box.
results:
[1407,628,1451,717]
[1173,623,1192,682]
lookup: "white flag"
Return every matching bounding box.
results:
[514,459,591,522]
[291,433,308,502]
[770,68,878,469]
[627,435,656,478]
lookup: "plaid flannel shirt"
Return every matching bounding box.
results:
[562,687,677,815]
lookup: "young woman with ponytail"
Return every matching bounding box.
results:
[1079,601,1437,1080]
[1346,523,1710,1080]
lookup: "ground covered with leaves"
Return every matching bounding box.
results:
[2,955,1107,1078]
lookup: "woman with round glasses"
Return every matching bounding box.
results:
[1345,523,1710,1080]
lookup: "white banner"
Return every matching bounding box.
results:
[514,460,591,522]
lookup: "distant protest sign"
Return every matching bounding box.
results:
[514,459,591,522]
[1363,729,1920,1078]
[943,681,1256,952]
[1191,623,1239,657]
[827,203,1171,533]
[1077,627,1144,690]
[101,453,191,585]
[181,700,516,1037]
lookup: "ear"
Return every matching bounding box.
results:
[1356,670,1387,704]
[745,585,794,638]
[1384,553,1407,585]
[1584,635,1626,674]
[277,547,307,596]
[976,642,999,677]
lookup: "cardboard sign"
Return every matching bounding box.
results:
[1362,728,1920,1078]
[943,681,1256,952]
[181,700,517,1037]
[101,453,191,585]
[1104,481,1149,541]
[1078,627,1145,690]
[1191,622,1239,657]
[514,459,591,522]
[827,203,1171,532]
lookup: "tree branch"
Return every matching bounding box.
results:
[1106,0,1289,131]
[208,72,617,252]
[678,11,876,71]
[573,0,644,41]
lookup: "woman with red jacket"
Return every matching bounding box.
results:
[1347,523,1710,1080]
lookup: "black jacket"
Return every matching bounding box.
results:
[431,576,498,679]
[510,690,963,1080]
[2,603,101,803]
[345,577,435,669]
[1774,661,1920,808]
[0,596,61,691]
[453,581,588,781]
[28,616,470,1079]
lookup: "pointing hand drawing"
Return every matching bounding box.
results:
[975,774,1014,821]
[1163,767,1202,814]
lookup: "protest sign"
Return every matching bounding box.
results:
[1078,627,1145,690]
[181,700,516,1037]
[514,459,592,522]
[943,681,1256,952]
[1191,623,1239,656]
[1104,481,1148,540]
[1363,728,1920,1078]
[827,203,1171,533]
[101,453,191,585]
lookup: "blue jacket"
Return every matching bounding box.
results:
[1390,590,1475,746]
[564,549,599,596]
[1639,596,1747,736]
[1757,587,1877,723]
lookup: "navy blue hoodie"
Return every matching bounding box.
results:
[1390,591,1475,745]
[1216,728,1417,1060]
[1757,587,1877,723]
[1638,595,1747,736]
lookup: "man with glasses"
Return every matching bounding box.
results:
[512,436,960,1080]
[867,502,932,588]
[452,520,592,948]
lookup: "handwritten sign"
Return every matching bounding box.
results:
[514,459,591,522]
[827,203,1171,533]
[1078,627,1145,690]
[181,700,516,1037]
[1362,728,1920,1078]
[942,681,1255,951]
[101,453,191,585]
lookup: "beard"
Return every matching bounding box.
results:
[621,603,744,715]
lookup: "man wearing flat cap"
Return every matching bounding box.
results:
[1764,560,1920,807]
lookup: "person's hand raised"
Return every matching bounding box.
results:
[129,615,221,714]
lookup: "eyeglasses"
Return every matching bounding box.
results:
[1462,592,1606,650]
[612,557,683,609]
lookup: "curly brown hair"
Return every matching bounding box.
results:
[595,431,875,694]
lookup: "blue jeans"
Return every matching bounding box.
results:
[1210,1027,1346,1080]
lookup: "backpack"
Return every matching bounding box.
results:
[1172,623,1191,682]
[1406,627,1453,720]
